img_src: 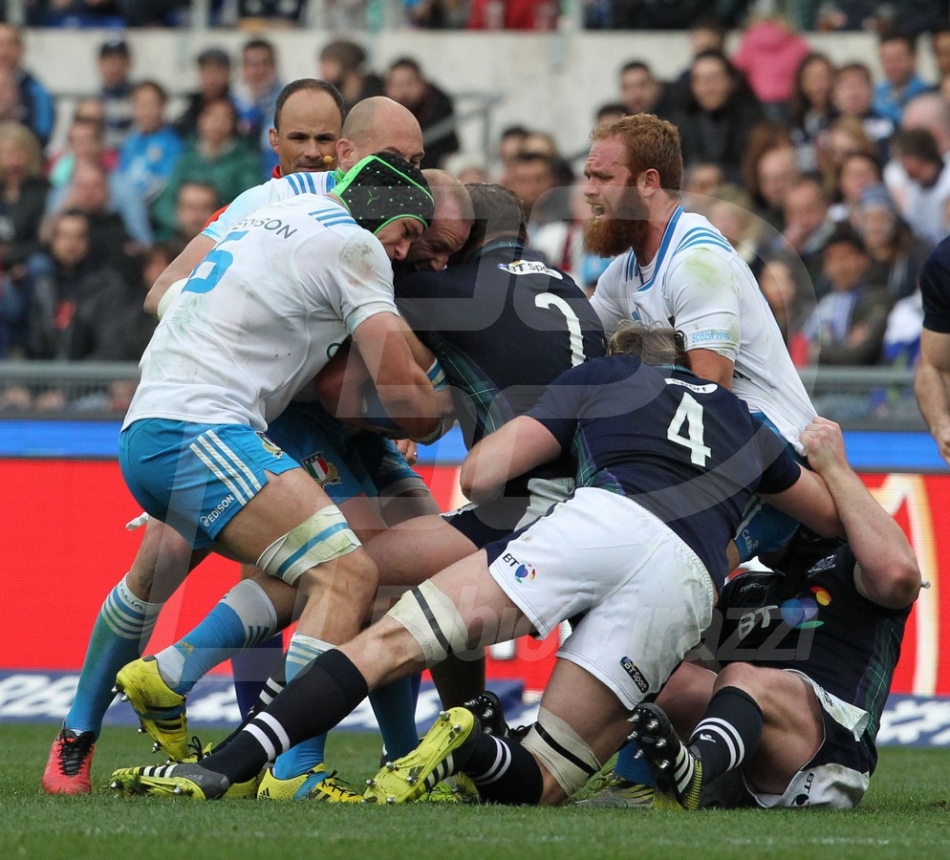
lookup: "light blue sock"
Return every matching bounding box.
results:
[272,634,331,790]
[614,740,657,787]
[65,576,162,736]
[369,674,420,760]
[155,580,277,695]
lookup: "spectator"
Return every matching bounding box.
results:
[385,57,460,169]
[672,15,729,94]
[46,160,146,277]
[118,81,184,208]
[48,115,117,190]
[504,151,558,236]
[234,38,282,176]
[787,53,837,173]
[518,128,574,189]
[468,0,558,30]
[856,183,932,301]
[0,24,54,149]
[757,250,815,348]
[731,16,811,118]
[151,98,261,240]
[931,25,950,81]
[889,127,950,242]
[617,61,678,120]
[519,130,558,159]
[594,102,627,129]
[48,151,151,248]
[881,287,923,370]
[97,38,134,152]
[884,93,950,212]
[832,62,895,160]
[173,47,233,141]
[707,184,763,270]
[747,141,799,231]
[681,162,725,216]
[673,50,763,182]
[829,150,884,228]
[24,210,137,364]
[820,116,879,195]
[166,180,219,244]
[874,31,930,125]
[814,1,944,34]
[764,173,835,288]
[0,260,27,359]
[0,121,49,273]
[496,124,529,178]
[317,40,383,112]
[802,225,893,366]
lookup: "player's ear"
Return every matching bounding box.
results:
[336,137,354,165]
[639,168,662,195]
[267,127,279,152]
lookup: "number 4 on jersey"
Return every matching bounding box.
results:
[667,393,712,466]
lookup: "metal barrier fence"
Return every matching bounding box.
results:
[0,361,925,430]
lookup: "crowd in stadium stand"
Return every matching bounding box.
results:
[0,10,943,416]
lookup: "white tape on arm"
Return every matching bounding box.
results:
[156,278,188,320]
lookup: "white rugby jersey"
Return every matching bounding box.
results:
[124,193,397,431]
[202,171,339,244]
[591,206,815,449]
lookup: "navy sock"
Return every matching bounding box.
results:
[199,650,368,785]
[461,734,544,805]
[230,634,284,719]
[370,676,420,759]
[688,686,763,783]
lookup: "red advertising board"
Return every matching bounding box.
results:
[2,459,947,694]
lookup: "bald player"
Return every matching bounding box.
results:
[147,95,426,315]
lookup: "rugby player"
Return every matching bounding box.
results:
[582,113,820,805]
[630,418,920,810]
[107,326,842,804]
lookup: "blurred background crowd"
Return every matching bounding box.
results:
[0,2,944,419]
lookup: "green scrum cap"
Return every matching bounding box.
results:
[332,151,434,235]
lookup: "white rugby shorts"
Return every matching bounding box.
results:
[487,487,717,709]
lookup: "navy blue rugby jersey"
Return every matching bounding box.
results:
[527,355,801,587]
[395,240,606,477]
[920,234,950,334]
[715,536,911,767]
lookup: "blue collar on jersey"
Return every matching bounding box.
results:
[472,237,524,261]
[625,205,684,290]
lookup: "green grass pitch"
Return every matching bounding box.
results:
[4,724,949,860]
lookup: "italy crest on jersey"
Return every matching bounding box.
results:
[302,451,342,487]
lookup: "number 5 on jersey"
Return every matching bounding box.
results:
[184,231,248,295]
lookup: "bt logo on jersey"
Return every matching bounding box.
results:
[514,564,536,584]
[501,552,536,583]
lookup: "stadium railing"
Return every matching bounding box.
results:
[0,360,924,429]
